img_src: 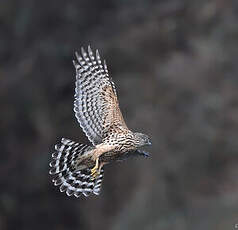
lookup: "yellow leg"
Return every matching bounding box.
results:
[91,158,99,180]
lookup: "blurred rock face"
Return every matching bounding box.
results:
[1,1,238,230]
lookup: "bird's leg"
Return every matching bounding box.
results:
[90,144,114,180]
[91,157,99,180]
[91,160,106,180]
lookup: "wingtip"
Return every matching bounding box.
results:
[104,59,107,69]
[75,51,80,59]
[88,45,94,60]
[96,49,100,58]
[81,47,86,56]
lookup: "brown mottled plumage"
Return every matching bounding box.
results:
[49,46,151,198]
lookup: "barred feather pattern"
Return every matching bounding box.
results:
[49,138,104,197]
[73,46,128,146]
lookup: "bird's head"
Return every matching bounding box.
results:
[133,132,152,148]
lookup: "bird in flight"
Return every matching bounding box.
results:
[49,46,151,198]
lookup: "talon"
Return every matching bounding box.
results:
[91,158,99,180]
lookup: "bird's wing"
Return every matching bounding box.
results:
[73,46,128,145]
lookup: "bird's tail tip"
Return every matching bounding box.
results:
[49,138,104,197]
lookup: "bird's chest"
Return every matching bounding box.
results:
[103,133,136,153]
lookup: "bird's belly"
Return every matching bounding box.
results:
[101,151,122,162]
[78,146,136,169]
[77,150,122,168]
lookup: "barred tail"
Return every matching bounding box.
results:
[49,138,104,198]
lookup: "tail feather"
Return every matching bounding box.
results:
[49,138,104,197]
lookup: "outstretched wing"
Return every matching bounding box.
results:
[73,46,128,145]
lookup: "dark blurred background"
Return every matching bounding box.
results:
[1,0,238,229]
